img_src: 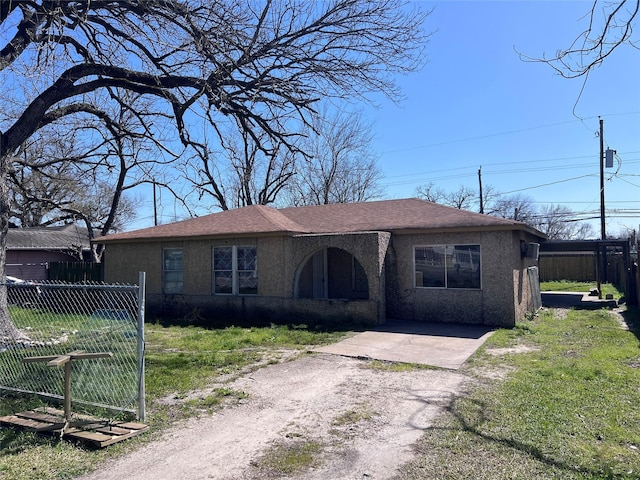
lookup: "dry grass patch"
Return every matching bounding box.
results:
[251,438,324,477]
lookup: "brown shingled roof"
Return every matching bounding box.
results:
[100,198,542,243]
[279,198,525,232]
[101,204,309,242]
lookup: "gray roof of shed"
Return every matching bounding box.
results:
[6,224,91,250]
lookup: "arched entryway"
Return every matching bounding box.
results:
[296,247,369,300]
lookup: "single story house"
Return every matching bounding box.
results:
[99,198,545,327]
[6,224,91,281]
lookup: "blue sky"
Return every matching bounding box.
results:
[367,0,639,237]
[4,1,635,236]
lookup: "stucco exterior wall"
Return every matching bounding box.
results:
[103,228,538,327]
[288,232,390,324]
[512,232,542,320]
[386,230,537,327]
[289,232,390,300]
[103,242,164,290]
[103,232,390,326]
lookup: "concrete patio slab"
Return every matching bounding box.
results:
[312,321,495,370]
[541,291,618,309]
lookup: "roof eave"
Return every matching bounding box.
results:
[98,230,299,244]
[389,224,547,238]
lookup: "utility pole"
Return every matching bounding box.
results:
[153,180,158,226]
[478,166,484,214]
[598,117,607,290]
[599,117,605,240]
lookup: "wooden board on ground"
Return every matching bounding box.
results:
[0,408,148,448]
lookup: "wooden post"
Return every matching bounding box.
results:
[23,350,112,427]
[64,361,72,422]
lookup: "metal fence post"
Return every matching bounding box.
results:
[137,271,146,421]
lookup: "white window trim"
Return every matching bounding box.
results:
[413,244,482,290]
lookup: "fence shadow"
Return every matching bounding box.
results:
[619,306,640,343]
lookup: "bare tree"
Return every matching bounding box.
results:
[227,132,297,209]
[9,167,74,228]
[520,1,638,78]
[444,185,477,210]
[415,182,595,239]
[286,108,384,206]
[487,193,538,224]
[8,91,173,261]
[532,204,595,240]
[0,1,430,339]
[415,182,446,204]
[616,225,637,242]
[184,128,297,210]
[415,183,477,210]
[186,106,382,209]
[67,180,140,235]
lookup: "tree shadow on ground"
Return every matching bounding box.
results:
[412,395,625,480]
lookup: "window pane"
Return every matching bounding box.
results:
[415,246,445,288]
[213,246,257,295]
[238,271,258,295]
[447,245,481,289]
[164,248,183,271]
[214,247,233,270]
[237,247,257,295]
[164,271,183,294]
[214,271,233,294]
[163,249,183,293]
[237,247,256,271]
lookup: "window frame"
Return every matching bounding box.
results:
[212,245,257,296]
[413,244,482,290]
[163,247,184,294]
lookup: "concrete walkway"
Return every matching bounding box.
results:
[313,321,494,370]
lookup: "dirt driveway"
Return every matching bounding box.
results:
[78,352,472,480]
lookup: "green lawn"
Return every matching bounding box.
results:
[3,308,640,479]
[540,281,622,299]
[0,322,347,480]
[144,323,346,403]
[398,307,640,480]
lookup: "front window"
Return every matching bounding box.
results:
[213,246,257,295]
[163,248,183,294]
[414,245,481,289]
[236,246,258,295]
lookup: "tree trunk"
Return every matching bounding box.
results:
[0,137,28,344]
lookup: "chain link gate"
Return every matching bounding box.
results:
[0,273,145,421]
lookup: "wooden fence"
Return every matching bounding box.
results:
[47,261,104,282]
[539,253,595,282]
[539,252,628,288]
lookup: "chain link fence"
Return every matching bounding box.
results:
[0,275,145,420]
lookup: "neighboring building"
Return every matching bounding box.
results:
[6,224,91,281]
[99,198,545,327]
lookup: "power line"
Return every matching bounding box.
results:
[380,113,640,155]
[381,156,639,196]
[530,200,640,204]
[616,176,640,189]
[381,153,639,183]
